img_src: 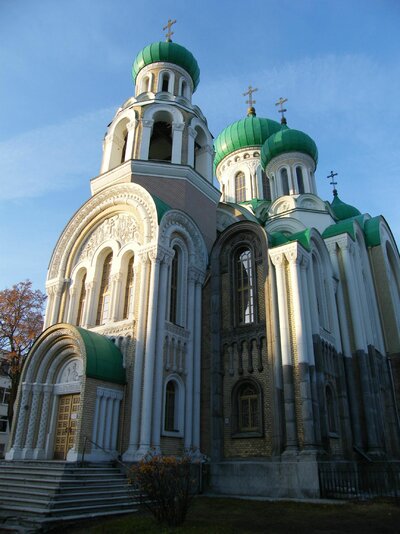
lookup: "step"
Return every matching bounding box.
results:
[0,500,138,518]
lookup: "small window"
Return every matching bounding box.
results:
[0,416,7,433]
[123,256,134,319]
[235,247,255,325]
[326,385,338,434]
[232,380,262,436]
[0,388,10,404]
[96,252,113,326]
[181,80,187,97]
[76,273,87,326]
[164,381,178,432]
[281,168,289,195]
[235,172,246,203]
[296,166,305,194]
[262,171,271,200]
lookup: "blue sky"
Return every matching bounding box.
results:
[1,0,399,292]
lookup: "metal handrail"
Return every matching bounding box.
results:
[80,436,130,471]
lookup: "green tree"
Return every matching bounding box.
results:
[0,280,46,425]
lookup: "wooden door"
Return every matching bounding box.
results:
[54,394,80,460]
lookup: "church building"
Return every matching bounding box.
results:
[6,29,400,498]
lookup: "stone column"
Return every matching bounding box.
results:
[34,384,53,459]
[136,249,161,457]
[66,285,77,324]
[23,384,42,458]
[83,280,96,328]
[270,251,298,453]
[187,126,197,167]
[192,275,203,455]
[184,268,196,450]
[7,383,32,459]
[287,248,316,452]
[172,122,184,164]
[110,273,123,322]
[124,119,137,161]
[151,250,173,452]
[100,133,113,173]
[123,252,150,461]
[139,119,154,160]
[341,239,381,455]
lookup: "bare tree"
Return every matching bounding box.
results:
[0,280,46,425]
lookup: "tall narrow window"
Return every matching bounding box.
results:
[235,172,246,203]
[238,384,259,432]
[96,252,113,326]
[164,381,177,431]
[169,247,179,324]
[262,171,271,200]
[76,273,87,326]
[123,256,134,319]
[326,385,337,434]
[121,132,128,163]
[161,73,169,92]
[235,247,255,325]
[181,80,187,97]
[149,121,172,161]
[296,166,305,194]
[281,168,289,195]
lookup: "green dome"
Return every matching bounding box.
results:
[330,193,361,221]
[214,115,281,171]
[132,41,200,91]
[261,125,318,169]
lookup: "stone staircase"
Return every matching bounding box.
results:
[0,461,139,531]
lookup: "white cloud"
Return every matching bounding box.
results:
[0,107,115,200]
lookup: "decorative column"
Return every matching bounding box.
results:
[151,249,173,452]
[184,267,196,451]
[66,285,77,324]
[192,272,204,455]
[110,273,123,322]
[139,119,154,160]
[187,126,197,167]
[270,251,298,454]
[136,248,161,458]
[287,247,316,452]
[123,252,150,461]
[33,384,53,459]
[83,281,96,328]
[124,119,137,161]
[340,238,381,454]
[171,122,184,164]
[100,133,113,173]
[46,281,64,327]
[23,384,42,458]
[203,145,214,182]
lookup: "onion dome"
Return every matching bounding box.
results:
[214,114,281,171]
[330,191,361,220]
[261,124,318,169]
[132,41,200,91]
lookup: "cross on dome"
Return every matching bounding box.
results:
[275,97,288,125]
[163,18,177,42]
[243,85,258,116]
[327,170,338,196]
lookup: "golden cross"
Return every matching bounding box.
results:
[275,97,288,121]
[243,85,258,108]
[163,18,177,41]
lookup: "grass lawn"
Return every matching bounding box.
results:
[62,496,400,533]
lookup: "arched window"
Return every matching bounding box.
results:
[235,247,255,325]
[96,252,113,326]
[123,256,134,319]
[262,170,271,200]
[296,166,305,194]
[161,72,170,92]
[326,385,338,434]
[164,381,177,432]
[149,121,172,161]
[281,168,289,195]
[169,247,179,324]
[235,172,246,203]
[76,273,86,326]
[121,132,128,163]
[141,75,150,93]
[232,380,262,436]
[181,80,187,97]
